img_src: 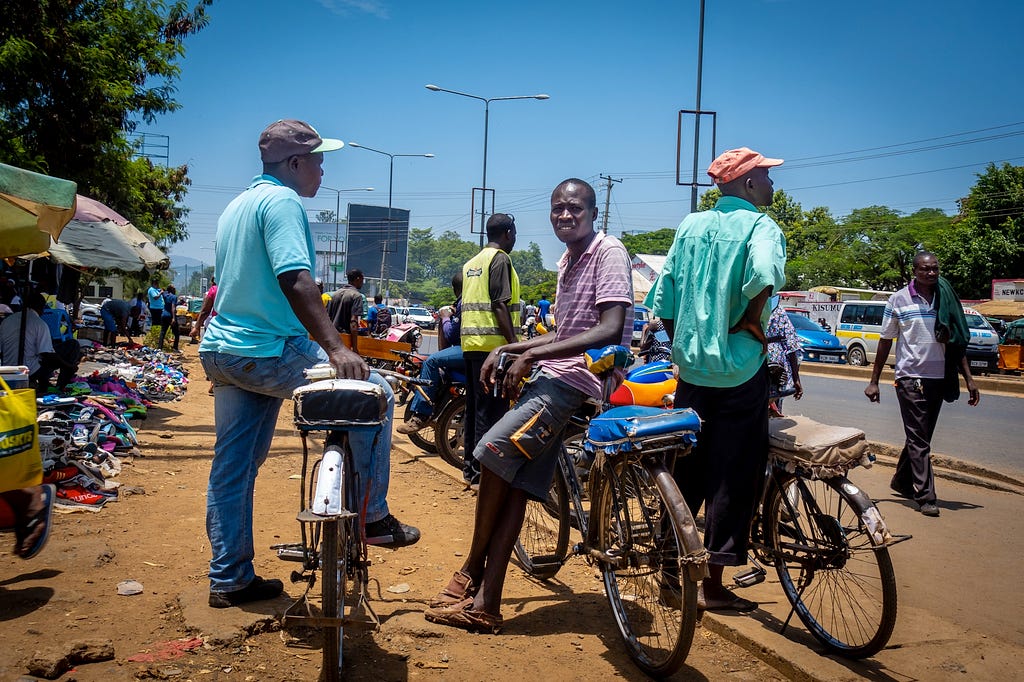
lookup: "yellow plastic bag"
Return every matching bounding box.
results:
[0,375,41,492]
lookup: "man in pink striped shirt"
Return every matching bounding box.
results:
[425,178,633,634]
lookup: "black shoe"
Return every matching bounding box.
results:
[365,514,420,548]
[209,576,284,608]
[919,502,940,517]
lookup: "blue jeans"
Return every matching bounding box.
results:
[408,345,466,417]
[200,336,394,593]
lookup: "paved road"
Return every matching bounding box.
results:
[790,373,1024,479]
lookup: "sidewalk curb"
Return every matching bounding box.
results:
[868,443,1024,495]
[800,363,1024,396]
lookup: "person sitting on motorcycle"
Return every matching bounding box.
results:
[638,316,672,364]
[398,273,466,434]
[522,299,539,338]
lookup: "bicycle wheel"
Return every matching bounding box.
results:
[402,402,437,454]
[765,474,897,658]
[319,443,349,682]
[512,427,580,580]
[594,457,697,678]
[433,396,466,471]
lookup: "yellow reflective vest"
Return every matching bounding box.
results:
[461,247,520,352]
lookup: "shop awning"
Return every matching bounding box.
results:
[45,195,169,272]
[0,162,78,258]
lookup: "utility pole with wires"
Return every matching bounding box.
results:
[599,174,622,234]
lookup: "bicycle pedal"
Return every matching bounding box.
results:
[733,566,766,588]
[290,570,312,584]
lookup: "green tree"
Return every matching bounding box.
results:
[937,162,1024,299]
[620,229,675,258]
[0,0,213,247]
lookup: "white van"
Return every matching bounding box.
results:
[835,301,887,366]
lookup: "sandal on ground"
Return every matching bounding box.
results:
[697,586,757,613]
[428,570,475,609]
[424,597,502,634]
[16,484,56,560]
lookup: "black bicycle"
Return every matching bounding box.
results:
[736,416,910,658]
[513,346,709,678]
[274,368,389,681]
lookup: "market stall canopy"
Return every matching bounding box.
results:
[45,194,169,272]
[0,162,78,258]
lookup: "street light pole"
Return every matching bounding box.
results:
[425,84,549,247]
[347,143,433,299]
[317,186,374,289]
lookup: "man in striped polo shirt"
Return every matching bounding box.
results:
[425,178,633,633]
[865,251,980,517]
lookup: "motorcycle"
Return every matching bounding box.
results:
[387,349,466,460]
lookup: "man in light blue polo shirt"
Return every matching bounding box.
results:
[199,119,419,609]
[646,147,786,613]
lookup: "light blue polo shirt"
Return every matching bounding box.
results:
[645,195,787,388]
[200,175,315,357]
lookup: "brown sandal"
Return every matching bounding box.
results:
[427,570,475,609]
[424,596,502,634]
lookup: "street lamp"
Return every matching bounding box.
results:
[425,83,549,246]
[347,142,434,298]
[317,186,374,289]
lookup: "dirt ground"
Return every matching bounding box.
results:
[0,349,786,681]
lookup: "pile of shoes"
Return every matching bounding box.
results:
[38,397,136,511]
[77,345,189,402]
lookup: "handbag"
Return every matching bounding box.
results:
[0,375,42,491]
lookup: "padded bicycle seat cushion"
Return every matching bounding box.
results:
[293,379,388,430]
[585,405,700,454]
[769,415,869,478]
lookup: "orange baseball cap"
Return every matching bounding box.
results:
[706,147,783,184]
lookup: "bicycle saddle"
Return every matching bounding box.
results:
[585,405,700,454]
[293,379,388,431]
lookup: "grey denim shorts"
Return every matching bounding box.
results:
[473,372,589,501]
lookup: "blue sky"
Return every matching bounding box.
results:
[160,0,1024,270]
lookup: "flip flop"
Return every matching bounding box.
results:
[424,597,503,634]
[697,587,757,613]
[16,484,56,560]
[428,571,476,609]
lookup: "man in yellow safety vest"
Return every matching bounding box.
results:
[459,214,520,488]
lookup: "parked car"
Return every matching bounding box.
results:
[786,312,847,364]
[405,306,436,330]
[963,307,999,374]
[387,306,408,325]
[632,304,651,346]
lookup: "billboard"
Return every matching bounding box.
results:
[345,204,410,282]
[310,221,345,289]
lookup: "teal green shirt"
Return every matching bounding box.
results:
[644,196,786,388]
[200,175,315,357]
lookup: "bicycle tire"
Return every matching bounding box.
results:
[765,474,897,658]
[594,457,697,678]
[402,402,438,454]
[433,395,466,471]
[319,443,349,682]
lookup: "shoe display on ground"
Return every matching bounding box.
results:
[54,483,108,508]
[365,514,421,548]
[209,576,284,608]
[396,414,429,435]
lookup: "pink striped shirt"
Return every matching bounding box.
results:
[539,231,634,397]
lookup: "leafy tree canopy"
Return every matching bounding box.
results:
[937,162,1024,298]
[0,0,213,247]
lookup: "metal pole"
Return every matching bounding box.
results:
[334,190,341,290]
[480,101,490,247]
[690,0,706,214]
[379,154,394,298]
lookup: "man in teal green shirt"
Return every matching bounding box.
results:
[646,147,786,612]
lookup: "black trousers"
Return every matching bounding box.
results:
[33,338,82,391]
[673,366,769,566]
[462,351,506,485]
[892,377,944,504]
